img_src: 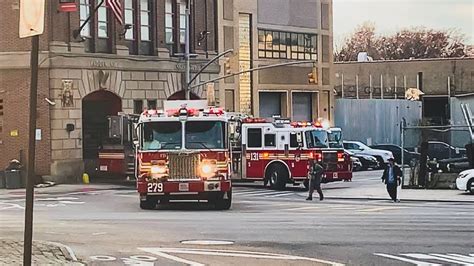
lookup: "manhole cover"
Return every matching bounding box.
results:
[180,240,234,245]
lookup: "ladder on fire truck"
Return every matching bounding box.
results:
[227,112,247,180]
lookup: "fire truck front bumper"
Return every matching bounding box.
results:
[137,180,232,200]
[323,171,353,183]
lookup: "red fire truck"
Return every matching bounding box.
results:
[229,118,352,190]
[97,114,139,180]
[135,101,232,210]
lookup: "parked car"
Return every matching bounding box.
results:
[343,141,394,167]
[370,144,420,165]
[349,155,363,171]
[456,169,474,194]
[426,141,466,160]
[346,150,379,171]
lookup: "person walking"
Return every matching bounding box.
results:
[306,160,324,201]
[381,158,402,202]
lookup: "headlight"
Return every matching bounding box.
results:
[199,161,217,178]
[151,165,167,175]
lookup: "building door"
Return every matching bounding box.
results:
[259,92,282,118]
[292,92,312,121]
[82,90,122,174]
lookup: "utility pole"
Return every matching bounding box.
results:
[24,34,39,266]
[19,0,45,264]
[184,0,191,100]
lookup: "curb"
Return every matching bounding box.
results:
[38,240,82,264]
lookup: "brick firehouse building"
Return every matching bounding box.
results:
[0,0,334,181]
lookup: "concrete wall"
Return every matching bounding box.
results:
[335,99,422,146]
[334,58,474,98]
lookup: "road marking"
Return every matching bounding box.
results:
[264,192,295,198]
[140,247,344,266]
[90,255,117,261]
[358,206,405,212]
[139,248,204,266]
[0,202,25,210]
[129,255,157,261]
[287,206,321,211]
[427,254,474,265]
[122,257,155,265]
[436,254,474,263]
[374,253,441,266]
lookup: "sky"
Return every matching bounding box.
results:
[333,0,474,46]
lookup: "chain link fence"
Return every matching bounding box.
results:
[401,125,472,189]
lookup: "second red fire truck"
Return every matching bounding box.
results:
[229,117,352,190]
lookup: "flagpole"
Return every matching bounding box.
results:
[185,0,191,100]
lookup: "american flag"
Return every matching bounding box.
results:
[106,0,123,25]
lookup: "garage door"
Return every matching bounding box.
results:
[292,92,312,121]
[259,92,282,118]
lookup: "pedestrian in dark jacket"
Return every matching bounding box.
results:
[306,160,324,201]
[382,158,402,202]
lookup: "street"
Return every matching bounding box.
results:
[1,171,473,265]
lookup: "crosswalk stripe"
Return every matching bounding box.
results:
[403,253,473,265]
[286,206,321,211]
[264,192,295,198]
[358,206,405,212]
[374,253,441,266]
[234,190,291,197]
[429,254,474,265]
[440,254,474,263]
[233,190,271,196]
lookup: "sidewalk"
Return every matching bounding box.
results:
[0,239,82,265]
[323,180,474,203]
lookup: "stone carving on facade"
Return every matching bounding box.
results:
[97,70,110,89]
[60,80,74,107]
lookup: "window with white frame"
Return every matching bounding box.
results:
[140,0,151,41]
[79,0,91,37]
[179,0,187,44]
[124,0,135,40]
[165,0,174,44]
[97,0,108,38]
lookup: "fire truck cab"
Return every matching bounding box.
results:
[135,100,232,210]
[230,118,350,190]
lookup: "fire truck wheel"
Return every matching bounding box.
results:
[140,198,157,210]
[268,164,288,191]
[214,190,232,210]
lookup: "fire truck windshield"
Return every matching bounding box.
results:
[141,122,182,150]
[185,121,225,149]
[328,131,343,148]
[305,130,329,148]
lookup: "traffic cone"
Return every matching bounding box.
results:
[82,173,90,184]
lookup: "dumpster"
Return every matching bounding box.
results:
[0,171,5,188]
[5,159,23,189]
[5,170,22,189]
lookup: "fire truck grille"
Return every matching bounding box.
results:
[168,153,200,180]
